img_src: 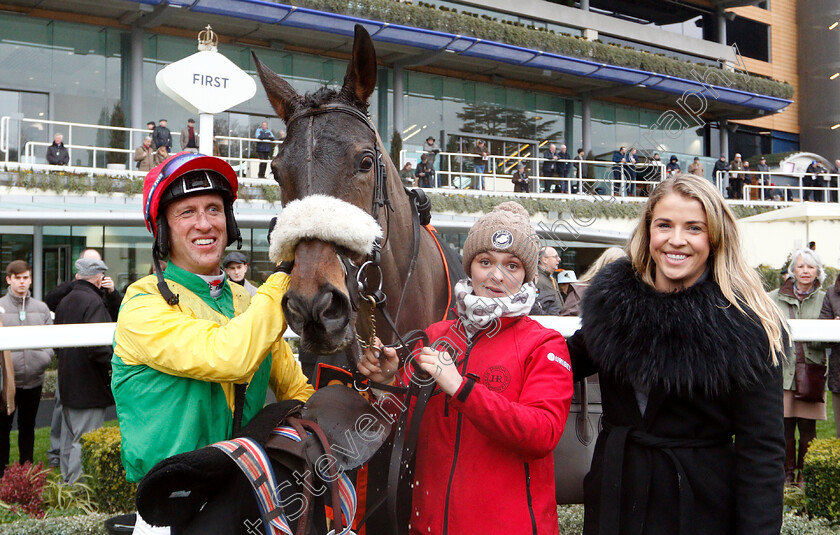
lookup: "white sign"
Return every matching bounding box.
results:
[155,50,256,114]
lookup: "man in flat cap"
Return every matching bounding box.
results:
[55,258,114,483]
[222,251,258,296]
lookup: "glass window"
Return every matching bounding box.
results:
[726,17,770,62]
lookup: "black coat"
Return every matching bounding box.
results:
[45,279,121,321]
[55,280,114,409]
[46,142,69,165]
[567,259,784,535]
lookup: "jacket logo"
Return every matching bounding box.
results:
[483,365,511,392]
[547,352,571,371]
[491,230,513,249]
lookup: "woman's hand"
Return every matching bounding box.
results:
[415,346,464,396]
[356,337,399,385]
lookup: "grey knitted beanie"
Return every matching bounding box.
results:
[461,201,539,282]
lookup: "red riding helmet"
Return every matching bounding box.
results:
[142,152,241,258]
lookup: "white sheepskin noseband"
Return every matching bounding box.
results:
[269,194,383,263]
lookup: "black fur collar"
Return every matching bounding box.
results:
[581,259,773,396]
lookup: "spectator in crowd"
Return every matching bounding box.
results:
[222,251,257,297]
[534,246,564,314]
[769,248,827,486]
[511,163,530,193]
[556,270,577,301]
[44,248,119,469]
[757,156,771,199]
[729,153,744,199]
[179,119,198,153]
[557,144,572,193]
[0,260,53,475]
[743,161,755,199]
[415,153,435,188]
[152,119,172,155]
[611,146,627,195]
[568,174,786,534]
[112,153,312,532]
[357,202,573,535]
[542,143,562,193]
[146,121,156,134]
[134,137,155,172]
[832,159,840,202]
[575,148,587,183]
[399,162,415,188]
[688,156,704,178]
[809,241,817,251]
[254,121,275,179]
[713,154,730,197]
[560,247,627,317]
[803,160,825,202]
[666,155,681,178]
[153,145,169,167]
[422,136,440,168]
[472,139,489,190]
[55,258,114,483]
[46,133,69,166]
[819,265,840,438]
[626,147,638,196]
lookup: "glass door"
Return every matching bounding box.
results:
[0,89,49,164]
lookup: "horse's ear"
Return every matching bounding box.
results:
[252,52,301,122]
[340,25,377,105]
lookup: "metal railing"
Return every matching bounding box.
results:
[400,149,669,197]
[716,170,840,202]
[0,317,836,352]
[0,115,283,185]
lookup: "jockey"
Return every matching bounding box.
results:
[112,152,313,535]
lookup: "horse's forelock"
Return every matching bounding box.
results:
[302,86,369,112]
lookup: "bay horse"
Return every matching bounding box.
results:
[253,26,458,366]
[253,24,464,534]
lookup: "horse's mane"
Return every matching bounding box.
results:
[303,86,369,112]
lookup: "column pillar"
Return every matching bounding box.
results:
[130,26,144,149]
[33,226,43,300]
[393,64,404,138]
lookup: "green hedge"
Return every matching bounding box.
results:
[428,192,777,220]
[285,0,793,99]
[804,438,840,521]
[80,427,136,514]
[0,512,109,534]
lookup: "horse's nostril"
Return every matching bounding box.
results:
[282,293,306,326]
[313,288,350,330]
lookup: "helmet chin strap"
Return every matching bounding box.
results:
[152,243,180,306]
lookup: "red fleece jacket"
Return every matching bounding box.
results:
[397,316,573,535]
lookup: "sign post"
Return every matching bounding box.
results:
[155,26,256,156]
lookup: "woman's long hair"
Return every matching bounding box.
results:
[578,247,627,283]
[626,174,787,364]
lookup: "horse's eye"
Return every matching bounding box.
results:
[359,155,374,172]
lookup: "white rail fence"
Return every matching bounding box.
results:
[0,318,836,352]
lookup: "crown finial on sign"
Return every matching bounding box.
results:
[198,25,218,52]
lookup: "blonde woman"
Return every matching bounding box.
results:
[560,247,627,316]
[769,248,827,486]
[567,174,786,535]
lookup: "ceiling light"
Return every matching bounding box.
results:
[832,124,840,130]
[831,73,839,80]
[831,21,839,30]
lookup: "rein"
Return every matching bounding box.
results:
[286,102,436,535]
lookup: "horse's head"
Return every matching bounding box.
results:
[254,25,391,355]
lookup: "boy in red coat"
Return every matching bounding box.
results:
[359,201,574,534]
